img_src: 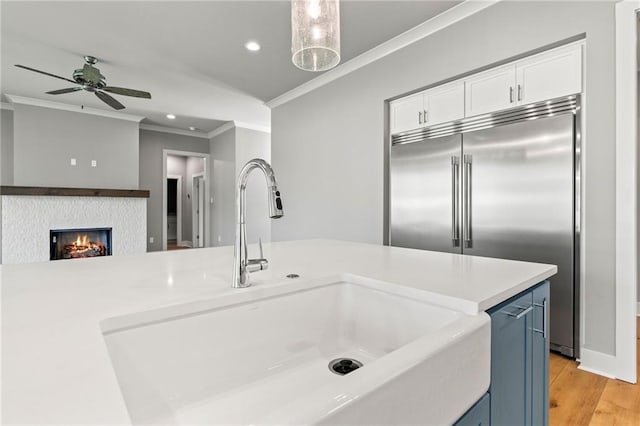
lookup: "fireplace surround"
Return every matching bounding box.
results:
[1,185,149,264]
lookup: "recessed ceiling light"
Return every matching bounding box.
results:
[166,114,176,120]
[245,41,261,52]
[189,126,197,131]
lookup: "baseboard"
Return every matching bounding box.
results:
[180,240,193,248]
[637,302,640,316]
[578,348,617,379]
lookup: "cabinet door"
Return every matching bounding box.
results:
[390,93,425,134]
[516,44,582,105]
[465,64,516,117]
[454,393,490,426]
[532,281,550,426]
[489,291,533,426]
[425,81,465,126]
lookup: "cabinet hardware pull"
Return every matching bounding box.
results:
[509,86,514,103]
[517,84,522,102]
[451,156,460,246]
[502,304,533,320]
[418,111,423,125]
[533,299,548,338]
[424,110,428,123]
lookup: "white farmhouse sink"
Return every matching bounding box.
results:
[101,275,490,425]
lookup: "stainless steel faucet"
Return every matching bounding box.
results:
[232,159,283,288]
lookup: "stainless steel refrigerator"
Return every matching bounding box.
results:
[389,96,579,357]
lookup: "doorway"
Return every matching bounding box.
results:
[162,149,211,251]
[166,175,184,250]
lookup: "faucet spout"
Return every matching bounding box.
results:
[232,159,284,288]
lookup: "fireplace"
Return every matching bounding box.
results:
[50,228,112,260]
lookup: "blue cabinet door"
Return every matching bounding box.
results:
[455,393,490,426]
[532,282,550,426]
[489,291,533,426]
[488,281,550,426]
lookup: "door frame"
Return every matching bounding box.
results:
[162,149,211,251]
[192,172,205,248]
[166,175,182,246]
[614,0,639,384]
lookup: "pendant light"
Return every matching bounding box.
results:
[291,0,340,72]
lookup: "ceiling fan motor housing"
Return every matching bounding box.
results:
[73,64,106,90]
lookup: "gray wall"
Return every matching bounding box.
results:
[210,128,236,246]
[272,1,616,355]
[209,126,272,248]
[0,107,11,263]
[236,127,271,246]
[12,104,139,188]
[139,129,210,252]
[1,108,14,185]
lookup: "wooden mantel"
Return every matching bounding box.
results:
[0,185,150,198]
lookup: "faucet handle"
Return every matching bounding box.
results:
[259,237,264,259]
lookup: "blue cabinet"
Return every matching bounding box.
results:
[455,393,490,426]
[488,281,550,426]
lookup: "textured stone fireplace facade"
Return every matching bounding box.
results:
[1,192,147,264]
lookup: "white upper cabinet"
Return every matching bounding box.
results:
[464,64,517,117]
[390,43,583,135]
[425,81,465,126]
[390,93,425,134]
[390,81,465,134]
[515,44,582,105]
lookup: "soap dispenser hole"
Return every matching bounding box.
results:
[329,358,363,375]
[286,274,300,279]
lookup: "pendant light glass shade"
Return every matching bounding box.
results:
[291,0,340,72]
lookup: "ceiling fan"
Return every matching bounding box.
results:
[14,55,151,110]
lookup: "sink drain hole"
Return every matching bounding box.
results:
[329,358,363,375]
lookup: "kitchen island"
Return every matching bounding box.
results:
[1,239,556,425]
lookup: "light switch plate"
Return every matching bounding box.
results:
[70,158,77,166]
[91,160,97,167]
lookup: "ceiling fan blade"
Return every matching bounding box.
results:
[15,64,76,84]
[95,91,125,110]
[103,86,151,99]
[46,87,82,95]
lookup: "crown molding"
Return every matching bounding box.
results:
[4,94,145,122]
[139,123,210,139]
[207,121,235,139]
[207,120,271,139]
[234,121,271,134]
[266,0,500,108]
[1,102,14,111]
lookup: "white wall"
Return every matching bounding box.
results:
[12,104,139,188]
[272,1,617,355]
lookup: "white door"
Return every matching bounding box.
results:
[516,44,582,105]
[390,92,425,134]
[464,64,517,117]
[197,176,204,248]
[192,175,205,248]
[424,81,465,126]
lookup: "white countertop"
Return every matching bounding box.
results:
[0,239,556,425]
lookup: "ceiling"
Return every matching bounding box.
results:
[1,1,462,133]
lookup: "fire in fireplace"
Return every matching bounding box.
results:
[50,228,112,260]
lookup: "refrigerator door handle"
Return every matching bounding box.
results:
[463,154,473,248]
[451,156,460,246]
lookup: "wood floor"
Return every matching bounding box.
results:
[549,317,640,425]
[167,239,190,251]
